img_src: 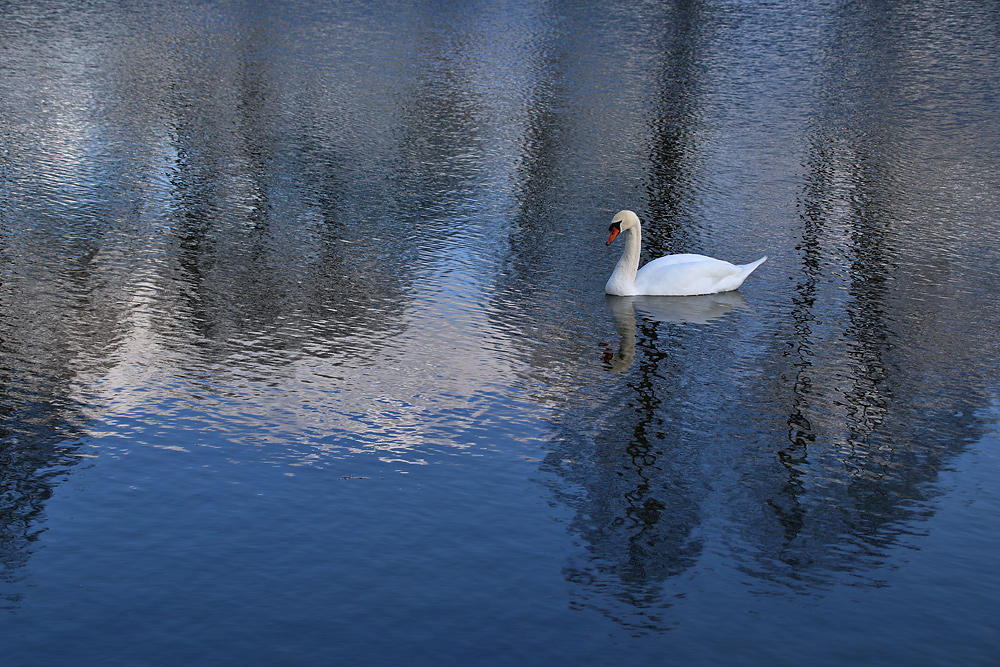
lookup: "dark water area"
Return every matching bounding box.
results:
[2,0,999,664]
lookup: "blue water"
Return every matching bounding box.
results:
[2,0,999,664]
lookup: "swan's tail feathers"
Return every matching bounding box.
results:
[733,256,767,288]
[745,256,767,272]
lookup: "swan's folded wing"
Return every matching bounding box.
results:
[634,256,747,296]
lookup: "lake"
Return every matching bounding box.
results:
[1,0,999,664]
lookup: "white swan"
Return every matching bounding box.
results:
[605,210,767,296]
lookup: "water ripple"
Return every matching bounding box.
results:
[2,0,1000,659]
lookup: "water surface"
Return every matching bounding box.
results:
[2,1,999,664]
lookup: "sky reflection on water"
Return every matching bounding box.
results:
[1,0,1000,663]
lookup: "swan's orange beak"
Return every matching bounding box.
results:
[606,223,621,246]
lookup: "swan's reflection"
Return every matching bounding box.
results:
[604,292,749,372]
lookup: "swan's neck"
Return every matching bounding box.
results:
[605,225,641,296]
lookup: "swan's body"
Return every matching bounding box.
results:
[605,210,766,296]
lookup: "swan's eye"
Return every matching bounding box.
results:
[608,222,621,233]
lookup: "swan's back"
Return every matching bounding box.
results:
[633,255,767,296]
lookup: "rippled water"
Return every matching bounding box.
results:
[2,1,999,664]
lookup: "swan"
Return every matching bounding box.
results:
[605,210,767,296]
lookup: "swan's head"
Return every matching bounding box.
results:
[606,210,640,246]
